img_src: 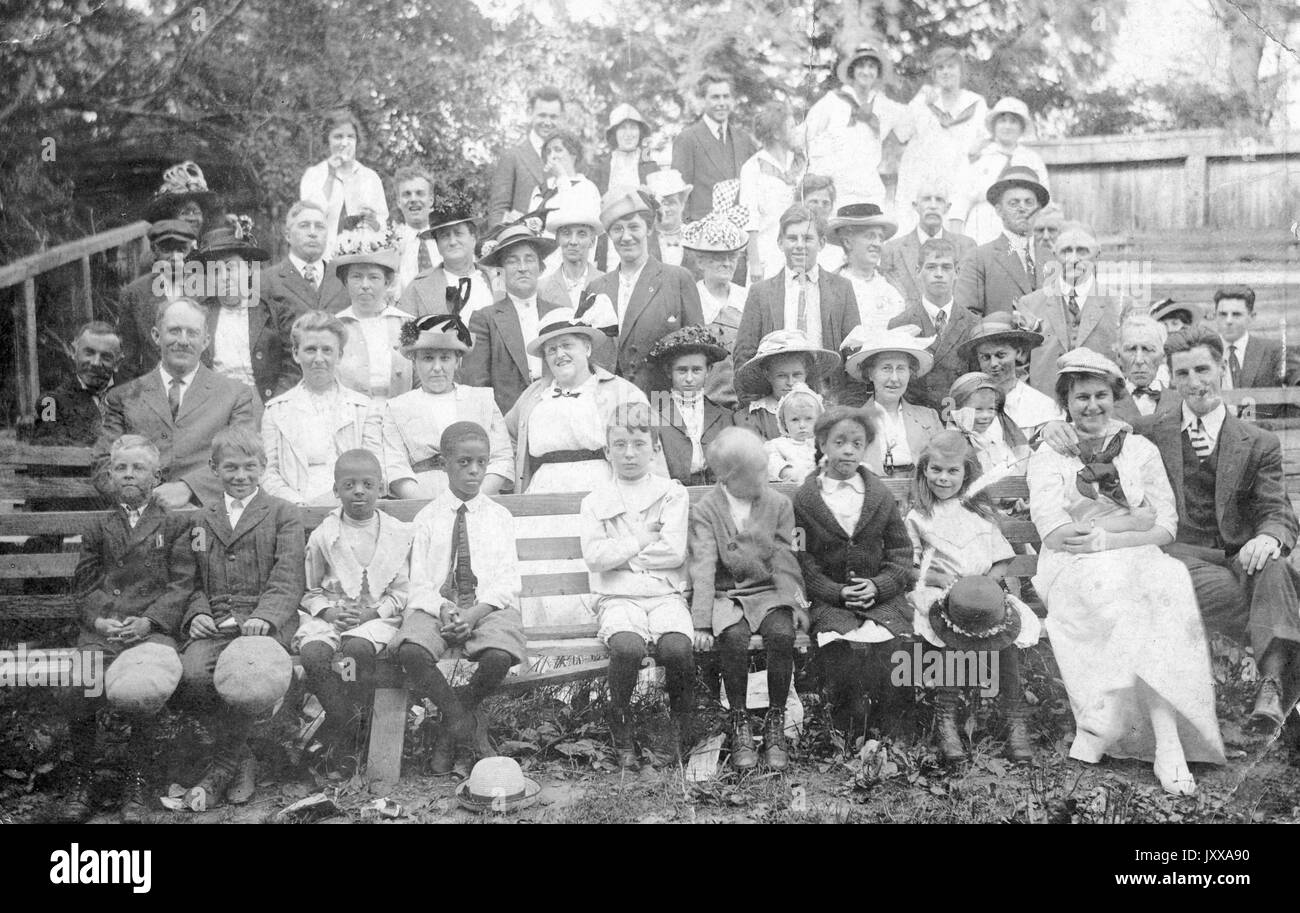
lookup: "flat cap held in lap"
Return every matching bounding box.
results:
[105,643,184,714]
[213,635,292,714]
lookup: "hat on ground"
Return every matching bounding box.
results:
[546,197,604,234]
[734,329,841,399]
[455,756,541,813]
[680,215,748,254]
[1055,347,1124,384]
[648,325,729,367]
[956,315,1045,362]
[1150,297,1199,324]
[986,163,1049,208]
[213,635,292,714]
[148,219,199,246]
[605,103,653,147]
[841,324,936,382]
[105,642,183,714]
[645,168,693,203]
[143,161,219,222]
[985,97,1034,137]
[828,202,898,246]
[837,43,888,86]
[599,188,657,231]
[189,222,270,264]
[400,313,473,357]
[476,223,558,269]
[526,308,606,358]
[930,575,1022,652]
[421,191,479,238]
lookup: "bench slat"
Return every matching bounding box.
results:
[0,553,78,579]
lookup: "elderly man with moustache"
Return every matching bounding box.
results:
[489,86,565,227]
[93,297,258,508]
[261,201,349,317]
[1014,222,1125,395]
[1112,315,1178,424]
[879,181,975,306]
[954,165,1051,317]
[24,321,123,446]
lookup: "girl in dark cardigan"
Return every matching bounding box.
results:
[793,406,914,735]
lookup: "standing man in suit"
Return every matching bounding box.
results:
[392,166,440,292]
[398,194,495,322]
[954,164,1051,317]
[93,298,258,508]
[118,219,198,380]
[887,238,980,412]
[488,85,564,227]
[461,225,568,416]
[584,190,704,394]
[1112,315,1180,424]
[879,181,975,305]
[732,203,860,401]
[672,70,758,222]
[1014,223,1125,394]
[1215,286,1284,391]
[260,201,349,317]
[192,226,301,404]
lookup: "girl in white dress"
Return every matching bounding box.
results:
[1027,349,1224,795]
[951,98,1050,244]
[739,101,805,282]
[299,110,389,254]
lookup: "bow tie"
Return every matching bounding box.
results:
[551,388,581,399]
[1132,386,1160,399]
[838,90,879,132]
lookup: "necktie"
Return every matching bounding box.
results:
[417,241,433,272]
[795,273,808,335]
[1024,244,1036,290]
[302,263,318,286]
[126,508,141,529]
[229,498,243,529]
[1228,345,1241,387]
[932,308,948,338]
[1188,419,1213,460]
[451,503,477,607]
[167,376,182,420]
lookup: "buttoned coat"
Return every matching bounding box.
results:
[671,119,759,221]
[461,295,569,416]
[886,299,982,412]
[1014,287,1125,395]
[397,264,496,320]
[260,257,349,316]
[657,396,733,484]
[488,139,546,225]
[260,382,383,505]
[879,229,976,305]
[953,234,1052,316]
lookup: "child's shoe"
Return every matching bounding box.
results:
[187,756,237,810]
[762,708,789,770]
[729,711,758,770]
[120,766,150,824]
[56,769,94,823]
[609,708,640,771]
[935,692,966,763]
[226,754,257,805]
[430,718,463,777]
[1005,709,1034,762]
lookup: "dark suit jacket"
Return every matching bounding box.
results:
[1132,409,1299,554]
[74,501,197,638]
[954,234,1051,316]
[22,376,109,446]
[585,260,705,394]
[732,268,861,401]
[671,120,759,221]
[887,300,981,413]
[1232,335,1285,389]
[118,272,168,381]
[879,229,977,304]
[397,265,496,319]
[184,489,305,647]
[461,296,569,416]
[94,364,259,507]
[260,257,349,316]
[657,396,732,483]
[488,138,546,226]
[200,298,301,403]
[589,154,657,195]
[1015,288,1124,394]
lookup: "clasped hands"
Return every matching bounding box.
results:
[841,577,877,614]
[188,614,271,638]
[440,602,490,645]
[94,615,154,645]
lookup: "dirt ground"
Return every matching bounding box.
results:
[1,642,1297,825]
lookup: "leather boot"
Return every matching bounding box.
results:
[762,708,790,770]
[226,753,258,805]
[935,690,966,763]
[729,711,758,770]
[430,716,466,777]
[186,755,237,810]
[1004,708,1034,762]
[119,765,150,824]
[56,768,94,823]
[1250,677,1286,731]
[609,707,640,770]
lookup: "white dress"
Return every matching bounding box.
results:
[805,88,913,206]
[739,149,801,280]
[894,88,989,234]
[952,144,1050,244]
[381,385,514,499]
[842,269,906,336]
[1026,430,1226,765]
[526,375,613,494]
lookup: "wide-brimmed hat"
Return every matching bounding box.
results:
[525,308,606,357]
[957,316,1045,362]
[680,215,747,254]
[143,161,219,222]
[930,576,1022,652]
[841,324,935,382]
[985,97,1034,137]
[421,192,479,238]
[648,325,729,367]
[400,313,474,357]
[477,223,558,268]
[709,179,750,230]
[605,103,653,146]
[828,202,898,246]
[213,636,292,714]
[1056,347,1123,383]
[599,188,657,231]
[1150,297,1199,324]
[189,223,270,264]
[645,168,693,202]
[837,43,888,86]
[455,757,541,813]
[330,225,401,278]
[734,329,841,398]
[105,643,183,714]
[547,198,603,234]
[986,163,1049,208]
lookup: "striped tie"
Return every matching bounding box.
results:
[1187,419,1213,461]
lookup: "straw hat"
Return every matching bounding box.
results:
[680,215,748,254]
[400,313,473,357]
[930,576,1022,652]
[957,315,1045,362]
[143,161,218,222]
[476,223,558,269]
[455,757,541,813]
[1150,298,1199,324]
[605,103,653,146]
[827,202,898,246]
[599,188,657,231]
[525,308,606,357]
[648,325,729,367]
[547,198,604,234]
[645,168,693,202]
[985,164,1049,208]
[985,97,1034,137]
[421,193,479,238]
[841,324,936,382]
[734,329,841,398]
[836,43,888,86]
[330,225,401,280]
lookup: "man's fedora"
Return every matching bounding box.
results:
[985,164,1049,209]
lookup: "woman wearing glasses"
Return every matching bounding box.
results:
[841,327,942,478]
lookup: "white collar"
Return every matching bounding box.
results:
[1181,400,1227,438]
[702,113,728,137]
[338,304,406,321]
[159,364,200,389]
[921,297,954,319]
[916,225,942,246]
[1002,230,1029,250]
[507,293,538,310]
[442,490,485,514]
[529,130,546,157]
[722,487,753,516]
[288,252,323,274]
[819,471,865,493]
[1059,275,1095,298]
[787,265,820,284]
[749,396,781,414]
[1224,333,1249,355]
[224,489,259,513]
